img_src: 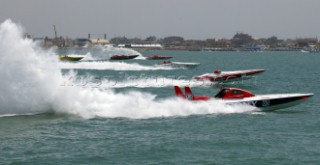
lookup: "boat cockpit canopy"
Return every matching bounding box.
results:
[215,88,255,99]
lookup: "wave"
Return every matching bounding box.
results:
[59,61,176,71]
[0,20,256,119]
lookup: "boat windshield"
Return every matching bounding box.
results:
[215,89,228,98]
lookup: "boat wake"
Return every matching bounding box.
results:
[61,74,216,88]
[0,20,256,119]
[65,44,145,61]
[59,61,176,71]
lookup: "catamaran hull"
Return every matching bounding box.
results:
[225,94,313,111]
[195,69,265,82]
[59,55,84,61]
[110,55,139,60]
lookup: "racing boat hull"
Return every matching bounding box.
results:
[223,93,313,111]
[195,69,265,82]
[59,55,85,61]
[110,55,139,60]
[147,55,172,60]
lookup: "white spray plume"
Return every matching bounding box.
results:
[0,20,61,115]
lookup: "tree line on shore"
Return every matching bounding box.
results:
[110,33,319,51]
[37,32,319,51]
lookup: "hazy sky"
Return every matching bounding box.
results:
[1,0,319,39]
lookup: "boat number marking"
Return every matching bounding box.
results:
[246,100,270,107]
[262,100,270,107]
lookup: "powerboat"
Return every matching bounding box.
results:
[147,55,172,60]
[156,60,200,69]
[110,55,139,60]
[59,55,85,61]
[174,86,313,111]
[194,69,265,82]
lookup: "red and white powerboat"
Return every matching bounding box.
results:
[174,86,313,111]
[194,69,265,82]
[146,55,172,60]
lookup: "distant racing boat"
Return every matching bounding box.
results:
[194,69,265,82]
[147,55,172,60]
[110,55,139,60]
[156,60,200,69]
[59,55,85,61]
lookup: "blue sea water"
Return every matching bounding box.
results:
[1,50,320,165]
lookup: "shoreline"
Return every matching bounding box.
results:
[54,46,319,53]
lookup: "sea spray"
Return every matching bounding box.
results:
[59,61,175,71]
[0,20,255,119]
[96,77,214,88]
[0,20,61,115]
[52,86,256,119]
